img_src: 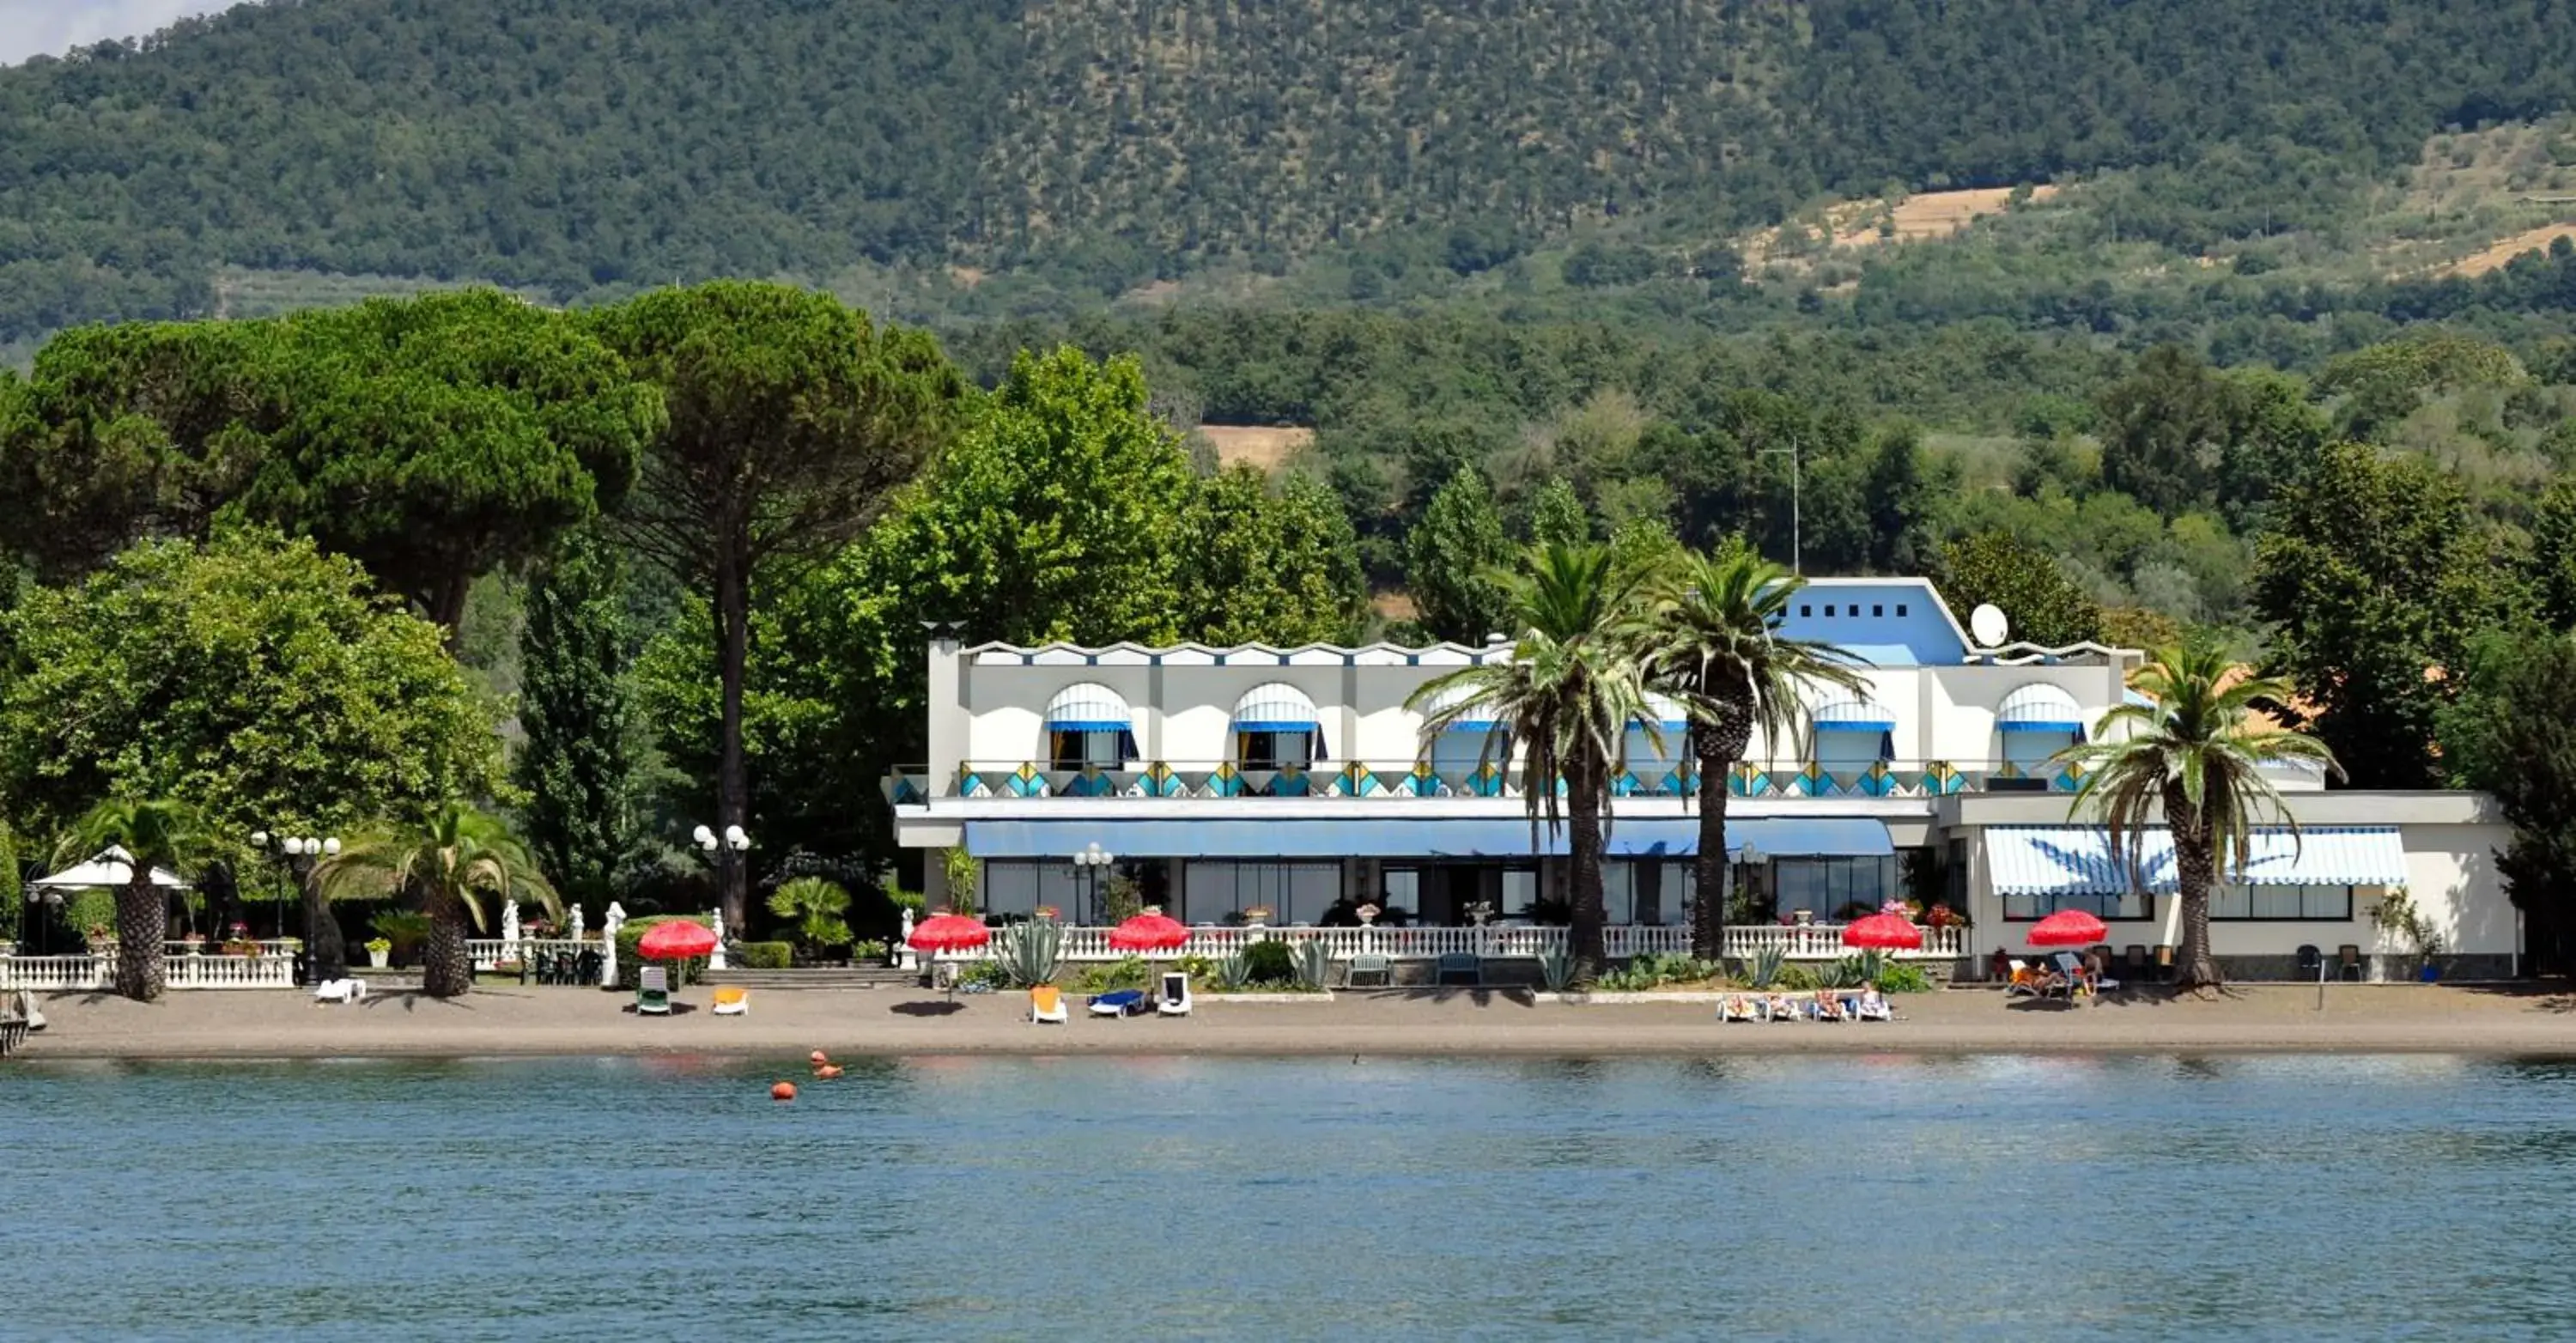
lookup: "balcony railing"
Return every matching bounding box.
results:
[933,922,1964,963]
[885,759,2083,804]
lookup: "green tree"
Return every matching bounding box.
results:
[1405,468,1514,643]
[514,529,637,917]
[2063,639,2339,990]
[58,798,216,1002]
[0,821,18,946]
[589,282,966,930]
[0,292,660,629]
[1183,467,1369,645]
[0,530,501,845]
[2439,630,2576,975]
[1410,544,1652,983]
[1527,476,1589,546]
[1934,531,2101,647]
[1861,424,1941,574]
[2530,478,2576,632]
[319,802,558,1000]
[2093,344,2231,514]
[768,876,854,960]
[2252,441,2524,788]
[1634,542,1866,959]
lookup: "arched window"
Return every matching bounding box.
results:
[1809,695,1895,774]
[1995,683,2087,780]
[1043,683,1138,770]
[1233,682,1324,769]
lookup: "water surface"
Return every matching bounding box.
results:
[3,1054,2571,1340]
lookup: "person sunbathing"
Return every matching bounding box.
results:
[1765,992,1798,1021]
[1813,988,1845,1022]
[1856,984,1892,1020]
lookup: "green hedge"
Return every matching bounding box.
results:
[738,941,793,970]
[617,914,712,988]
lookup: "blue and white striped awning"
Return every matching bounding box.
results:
[1044,682,1134,733]
[1812,696,1895,732]
[1233,682,1320,732]
[1987,826,2407,896]
[1996,683,2087,734]
[1421,680,1504,731]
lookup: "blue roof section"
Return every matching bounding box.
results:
[965,817,1892,860]
[1775,580,1968,668]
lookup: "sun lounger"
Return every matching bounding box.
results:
[1855,991,1893,1022]
[11,989,44,1032]
[1719,994,1757,1024]
[2050,952,2093,999]
[1030,985,1067,1024]
[636,965,671,1016]
[1157,972,1192,1017]
[710,986,749,1016]
[1814,992,1847,1023]
[2005,958,2038,996]
[1088,988,1145,1018]
[312,978,367,1004]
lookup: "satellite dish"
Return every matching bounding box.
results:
[1969,603,2010,648]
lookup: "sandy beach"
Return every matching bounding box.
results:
[8,981,2576,1060]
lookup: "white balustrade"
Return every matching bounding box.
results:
[1,951,299,990]
[975,921,1959,963]
[466,937,602,970]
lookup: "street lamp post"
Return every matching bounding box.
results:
[1760,438,1801,574]
[254,830,343,982]
[1072,842,1115,924]
[691,823,751,939]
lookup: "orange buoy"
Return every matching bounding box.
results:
[815,1064,843,1080]
[808,1049,829,1066]
[770,1081,798,1102]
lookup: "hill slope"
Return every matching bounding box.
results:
[8,0,2576,340]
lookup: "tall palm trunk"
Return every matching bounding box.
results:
[303,870,348,981]
[113,876,167,1002]
[1690,702,1753,963]
[1566,755,1609,984]
[2165,782,2223,990]
[422,889,473,999]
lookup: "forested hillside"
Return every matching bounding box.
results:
[11,0,2576,341]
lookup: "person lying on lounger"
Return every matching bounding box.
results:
[1813,989,1846,1022]
[1856,985,1893,1021]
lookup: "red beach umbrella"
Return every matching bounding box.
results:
[637,921,719,961]
[1107,913,1189,953]
[1841,913,1923,951]
[907,914,993,954]
[2027,909,2109,947]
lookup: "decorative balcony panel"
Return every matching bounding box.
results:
[913,760,2083,803]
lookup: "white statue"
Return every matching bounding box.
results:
[600,902,626,986]
[501,897,522,960]
[897,907,917,971]
[568,905,585,944]
[708,908,728,970]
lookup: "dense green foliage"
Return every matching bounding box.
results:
[2441,632,2576,973]
[514,528,641,915]
[15,0,2576,342]
[0,530,501,842]
[0,290,658,626]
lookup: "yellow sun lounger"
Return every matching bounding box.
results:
[711,985,749,1016]
[1030,985,1067,1024]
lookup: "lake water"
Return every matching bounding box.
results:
[3,1053,2573,1340]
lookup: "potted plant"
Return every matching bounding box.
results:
[1240,905,1273,927]
[180,932,208,956]
[2372,889,2445,982]
[1357,902,1381,927]
[364,937,392,969]
[1033,904,1061,923]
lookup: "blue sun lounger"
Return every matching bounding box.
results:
[1088,988,1147,1018]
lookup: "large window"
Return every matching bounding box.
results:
[2002,890,2153,921]
[980,860,1084,920]
[1048,729,1128,771]
[2211,884,2354,921]
[1184,861,1341,926]
[1236,730,1314,771]
[1772,855,1899,922]
[1602,860,1675,925]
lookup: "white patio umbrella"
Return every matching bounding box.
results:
[28,846,191,893]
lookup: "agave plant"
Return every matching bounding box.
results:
[1291,939,1331,991]
[1741,945,1785,989]
[1215,951,1254,992]
[997,921,1065,988]
[1535,944,1576,993]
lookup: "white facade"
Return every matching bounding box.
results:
[887,578,2520,977]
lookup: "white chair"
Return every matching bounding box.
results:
[1157,971,1192,1017]
[636,965,672,1015]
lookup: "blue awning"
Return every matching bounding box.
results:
[1987,826,2406,896]
[1996,683,2086,734]
[1813,696,1895,732]
[1233,682,1318,732]
[964,817,1890,860]
[1045,682,1134,733]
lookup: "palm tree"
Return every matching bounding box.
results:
[318,803,559,998]
[61,798,214,1002]
[1632,543,1866,960]
[768,877,854,962]
[1410,543,1652,984]
[2061,638,2339,991]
